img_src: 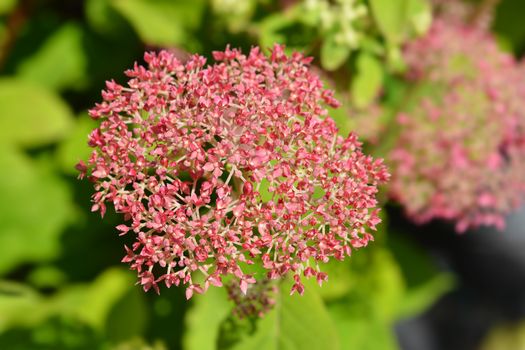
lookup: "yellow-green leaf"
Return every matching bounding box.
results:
[0,147,73,274]
[111,0,205,47]
[351,52,383,109]
[56,113,97,175]
[218,281,340,350]
[0,79,73,147]
[370,0,408,44]
[0,0,16,15]
[184,287,231,350]
[408,0,432,36]
[320,35,350,71]
[16,23,88,91]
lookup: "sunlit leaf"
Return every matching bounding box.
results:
[320,34,350,71]
[408,0,432,36]
[0,0,16,15]
[0,269,137,335]
[0,79,73,147]
[351,52,383,108]
[111,0,205,47]
[329,302,399,350]
[211,0,257,33]
[397,273,454,319]
[56,113,97,175]
[326,91,353,137]
[111,338,167,350]
[184,287,231,350]
[85,0,130,36]
[0,146,73,275]
[370,0,431,44]
[369,0,408,44]
[360,249,405,322]
[218,281,339,350]
[16,23,88,91]
[72,268,136,332]
[105,287,149,342]
[316,261,353,301]
[322,248,404,349]
[0,281,47,331]
[257,13,293,49]
[27,266,67,289]
[388,234,455,319]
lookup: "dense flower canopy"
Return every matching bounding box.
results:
[389,19,525,232]
[79,44,389,298]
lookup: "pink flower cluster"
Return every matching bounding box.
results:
[79,45,388,298]
[390,19,525,232]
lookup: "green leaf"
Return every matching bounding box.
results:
[351,52,383,109]
[184,287,231,350]
[322,248,404,350]
[370,0,431,44]
[218,281,340,350]
[16,23,88,91]
[386,44,406,72]
[327,101,352,137]
[105,279,149,342]
[370,0,408,44]
[0,269,137,333]
[0,23,6,45]
[330,247,405,324]
[85,0,130,36]
[72,268,136,332]
[0,281,48,331]
[388,234,455,318]
[407,0,432,36]
[0,0,16,15]
[0,146,73,275]
[328,302,399,350]
[397,273,454,319]
[104,270,150,342]
[56,113,97,175]
[494,34,514,54]
[0,79,73,147]
[316,261,353,301]
[211,0,257,33]
[111,0,183,46]
[111,0,205,47]
[388,234,441,289]
[27,266,67,289]
[359,249,405,322]
[257,178,273,203]
[320,34,350,71]
[493,0,525,53]
[481,321,525,350]
[111,338,168,350]
[0,316,104,349]
[257,13,294,49]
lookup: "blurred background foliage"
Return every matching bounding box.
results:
[0,0,524,349]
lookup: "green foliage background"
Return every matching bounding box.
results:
[0,0,523,349]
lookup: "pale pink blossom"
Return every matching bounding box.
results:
[390,20,525,232]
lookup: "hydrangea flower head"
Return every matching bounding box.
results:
[79,45,389,300]
[390,20,525,232]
